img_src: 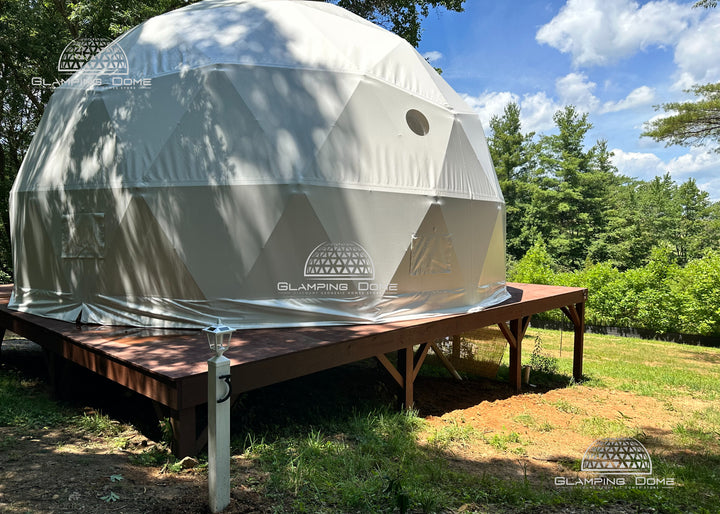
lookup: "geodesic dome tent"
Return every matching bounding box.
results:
[9,0,509,329]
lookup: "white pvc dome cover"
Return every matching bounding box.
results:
[10,0,509,328]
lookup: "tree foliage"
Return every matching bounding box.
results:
[489,104,628,268]
[495,101,720,336]
[329,0,465,47]
[535,107,619,268]
[489,102,720,273]
[488,102,536,259]
[641,1,718,154]
[642,83,720,152]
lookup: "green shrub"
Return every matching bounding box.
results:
[508,239,556,284]
[672,250,720,336]
[511,246,720,336]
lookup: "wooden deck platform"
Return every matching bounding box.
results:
[0,283,587,457]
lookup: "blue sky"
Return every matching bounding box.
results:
[416,0,720,200]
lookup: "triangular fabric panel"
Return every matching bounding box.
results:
[455,113,502,199]
[99,196,205,299]
[143,184,286,299]
[142,67,274,186]
[365,42,449,107]
[240,193,330,297]
[311,77,453,192]
[13,93,78,192]
[226,66,362,183]
[299,2,399,72]
[441,198,501,296]
[41,95,120,190]
[390,204,464,293]
[118,3,288,76]
[477,209,507,290]
[437,119,499,200]
[98,72,204,186]
[15,198,69,293]
[305,187,431,287]
[417,56,475,114]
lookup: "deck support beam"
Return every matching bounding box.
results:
[171,406,197,458]
[376,343,430,409]
[498,316,532,391]
[561,302,586,382]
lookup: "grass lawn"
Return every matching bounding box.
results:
[1,328,719,513]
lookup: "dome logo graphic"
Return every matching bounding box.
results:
[581,437,652,475]
[277,241,394,296]
[58,38,128,75]
[33,37,134,90]
[554,437,675,489]
[304,242,375,280]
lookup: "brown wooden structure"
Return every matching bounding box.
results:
[0,283,586,457]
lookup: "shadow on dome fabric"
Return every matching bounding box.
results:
[9,0,510,329]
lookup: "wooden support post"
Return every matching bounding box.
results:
[572,302,585,382]
[171,406,197,458]
[388,344,432,410]
[377,353,403,387]
[429,342,462,381]
[561,301,586,383]
[500,316,531,392]
[451,335,461,360]
[44,350,69,400]
[0,328,6,361]
[396,346,414,409]
[412,343,431,384]
[508,319,521,392]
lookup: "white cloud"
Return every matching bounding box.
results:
[462,90,558,134]
[673,10,720,88]
[422,50,443,63]
[472,73,654,128]
[610,148,664,180]
[521,92,561,133]
[697,175,720,203]
[668,148,720,201]
[463,90,720,200]
[461,91,520,126]
[666,147,720,177]
[555,72,600,112]
[536,0,695,67]
[464,78,655,136]
[601,86,656,113]
[611,147,720,200]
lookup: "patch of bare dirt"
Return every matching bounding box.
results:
[414,378,685,484]
[0,423,277,513]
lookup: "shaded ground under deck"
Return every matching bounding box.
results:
[0,283,587,457]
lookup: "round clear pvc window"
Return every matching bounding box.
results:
[406,109,430,136]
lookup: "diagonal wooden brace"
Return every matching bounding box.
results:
[376,353,403,387]
[429,342,462,381]
[375,342,431,409]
